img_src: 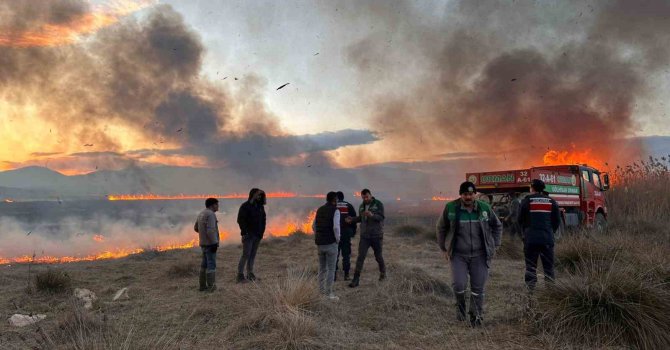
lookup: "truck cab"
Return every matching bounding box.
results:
[465,164,611,235]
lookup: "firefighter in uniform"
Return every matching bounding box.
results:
[335,191,357,281]
[518,179,561,291]
[436,182,502,327]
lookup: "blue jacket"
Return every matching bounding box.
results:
[518,193,561,246]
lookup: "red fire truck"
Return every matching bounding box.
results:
[465,165,611,238]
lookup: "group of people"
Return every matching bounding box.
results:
[194,179,560,328]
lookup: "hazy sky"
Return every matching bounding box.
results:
[1,0,668,174]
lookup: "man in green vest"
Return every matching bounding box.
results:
[436,181,502,327]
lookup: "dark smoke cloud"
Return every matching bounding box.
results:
[0,1,374,176]
[344,0,670,166]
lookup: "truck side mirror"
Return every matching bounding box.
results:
[602,173,610,191]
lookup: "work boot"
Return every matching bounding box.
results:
[348,273,360,288]
[379,272,386,281]
[247,272,257,282]
[205,272,216,292]
[469,293,484,327]
[344,271,350,281]
[236,273,247,283]
[327,293,340,301]
[455,292,467,321]
[199,268,207,291]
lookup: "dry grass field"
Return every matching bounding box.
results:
[1,159,668,349]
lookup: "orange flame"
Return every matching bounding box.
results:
[267,210,317,237]
[0,0,155,48]
[543,148,605,169]
[92,234,105,242]
[0,235,235,265]
[3,199,14,203]
[107,193,324,201]
[431,196,451,201]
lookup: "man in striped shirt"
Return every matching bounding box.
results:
[518,179,561,291]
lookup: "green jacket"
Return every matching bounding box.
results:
[352,197,385,238]
[436,199,502,265]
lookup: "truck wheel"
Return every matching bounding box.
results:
[595,213,607,233]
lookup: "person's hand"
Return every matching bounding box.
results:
[345,217,353,224]
[364,210,373,217]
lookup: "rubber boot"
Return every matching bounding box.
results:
[206,272,216,292]
[236,273,247,283]
[379,272,386,281]
[348,272,360,288]
[469,293,484,327]
[455,292,467,321]
[199,268,207,291]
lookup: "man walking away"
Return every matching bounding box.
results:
[518,179,561,291]
[194,198,220,292]
[312,192,341,300]
[335,191,357,281]
[436,182,502,327]
[236,188,267,283]
[507,192,522,240]
[346,188,386,288]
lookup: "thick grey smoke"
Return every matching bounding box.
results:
[343,0,670,166]
[0,1,376,177]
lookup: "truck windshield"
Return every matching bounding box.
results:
[593,173,602,189]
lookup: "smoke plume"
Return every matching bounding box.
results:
[0,0,375,177]
[343,0,670,167]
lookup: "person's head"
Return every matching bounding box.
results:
[361,188,372,204]
[531,179,545,194]
[205,198,219,212]
[248,188,260,201]
[336,191,344,201]
[256,190,267,205]
[326,191,338,205]
[459,181,477,207]
[511,192,518,199]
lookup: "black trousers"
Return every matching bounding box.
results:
[336,234,352,273]
[524,243,555,290]
[238,235,261,275]
[354,237,385,275]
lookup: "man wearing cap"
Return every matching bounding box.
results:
[436,181,502,327]
[518,179,561,291]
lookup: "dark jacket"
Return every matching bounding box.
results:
[237,196,267,239]
[436,199,502,266]
[517,193,561,246]
[336,200,357,237]
[314,203,339,245]
[352,198,385,239]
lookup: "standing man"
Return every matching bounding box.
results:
[436,182,502,327]
[335,191,357,281]
[507,192,522,240]
[346,188,385,288]
[236,188,267,283]
[194,198,220,292]
[518,179,561,291]
[312,191,341,300]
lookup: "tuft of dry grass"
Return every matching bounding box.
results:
[534,259,670,349]
[222,269,321,349]
[34,268,72,294]
[166,261,197,277]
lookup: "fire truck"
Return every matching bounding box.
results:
[465,165,611,238]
